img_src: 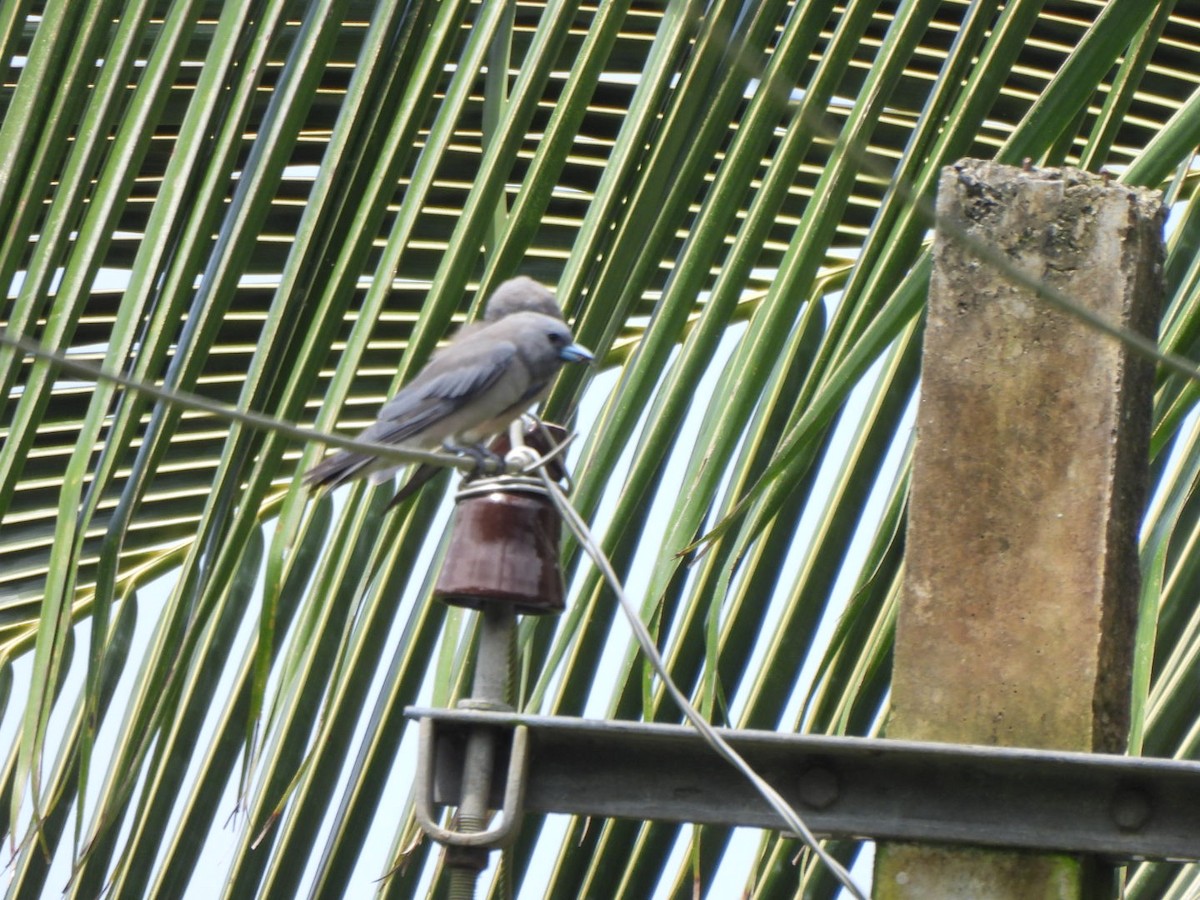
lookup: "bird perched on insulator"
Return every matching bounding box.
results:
[304,277,592,493]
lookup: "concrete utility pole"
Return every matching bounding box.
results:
[876,160,1164,899]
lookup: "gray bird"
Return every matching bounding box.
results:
[480,275,563,322]
[363,276,574,505]
[304,307,592,492]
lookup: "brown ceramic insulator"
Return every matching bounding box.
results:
[433,422,570,615]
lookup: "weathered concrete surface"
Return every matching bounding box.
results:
[876,159,1163,898]
[875,846,1099,900]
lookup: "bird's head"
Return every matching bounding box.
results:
[483,276,565,322]
[545,321,594,364]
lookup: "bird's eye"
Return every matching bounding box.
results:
[547,330,567,346]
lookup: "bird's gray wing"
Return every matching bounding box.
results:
[363,339,519,445]
[303,340,520,490]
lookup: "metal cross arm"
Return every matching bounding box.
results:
[406,707,1200,861]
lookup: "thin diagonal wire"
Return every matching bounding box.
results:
[3,186,1196,501]
[533,463,868,900]
[0,326,471,471]
[734,14,1197,382]
[939,204,1178,371]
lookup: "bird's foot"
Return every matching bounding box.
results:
[442,440,504,476]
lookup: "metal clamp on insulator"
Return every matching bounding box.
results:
[453,474,549,500]
[414,717,531,849]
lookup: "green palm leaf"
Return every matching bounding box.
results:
[2,1,1199,896]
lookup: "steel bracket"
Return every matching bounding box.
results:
[406,706,1200,861]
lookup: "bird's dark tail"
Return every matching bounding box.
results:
[385,463,443,508]
[302,450,374,491]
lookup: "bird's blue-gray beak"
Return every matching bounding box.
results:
[559,342,594,364]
